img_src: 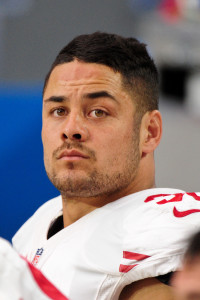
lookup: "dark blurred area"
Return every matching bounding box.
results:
[160,66,189,102]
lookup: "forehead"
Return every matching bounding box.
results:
[44,60,124,96]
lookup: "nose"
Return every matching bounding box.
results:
[61,112,89,142]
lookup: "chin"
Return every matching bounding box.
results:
[48,172,92,193]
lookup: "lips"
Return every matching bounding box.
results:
[58,149,89,160]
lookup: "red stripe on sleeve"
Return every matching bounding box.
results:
[123,251,150,261]
[27,261,69,300]
[119,264,138,273]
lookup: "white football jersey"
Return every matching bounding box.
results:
[0,237,68,300]
[12,188,200,300]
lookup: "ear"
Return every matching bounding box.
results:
[140,110,162,155]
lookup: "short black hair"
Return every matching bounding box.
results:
[43,32,159,118]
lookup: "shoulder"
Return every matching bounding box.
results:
[12,195,62,252]
[122,188,200,222]
[142,190,200,222]
[112,187,190,223]
[118,188,200,282]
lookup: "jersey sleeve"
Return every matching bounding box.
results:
[120,192,200,284]
[0,237,69,300]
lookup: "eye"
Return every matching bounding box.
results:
[89,109,107,118]
[52,108,66,117]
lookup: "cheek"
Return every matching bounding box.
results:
[94,128,133,163]
[109,124,135,149]
[42,125,56,157]
[42,120,58,142]
[41,128,48,151]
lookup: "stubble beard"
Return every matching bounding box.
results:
[44,131,140,199]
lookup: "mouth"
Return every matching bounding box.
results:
[58,149,89,161]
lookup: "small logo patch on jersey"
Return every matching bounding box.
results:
[32,248,44,266]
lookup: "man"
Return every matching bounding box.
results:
[171,231,200,300]
[12,32,200,299]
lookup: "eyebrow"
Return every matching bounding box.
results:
[43,96,67,103]
[43,91,117,104]
[83,91,116,101]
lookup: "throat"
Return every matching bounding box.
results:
[62,195,106,227]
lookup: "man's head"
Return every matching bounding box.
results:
[43,32,159,121]
[42,32,162,203]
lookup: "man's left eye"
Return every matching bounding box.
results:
[89,109,107,118]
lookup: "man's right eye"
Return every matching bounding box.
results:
[52,108,66,117]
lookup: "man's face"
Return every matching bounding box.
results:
[42,60,142,199]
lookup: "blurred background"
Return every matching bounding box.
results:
[1,0,200,241]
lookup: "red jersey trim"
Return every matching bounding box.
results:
[26,260,69,300]
[173,207,200,218]
[123,251,150,260]
[119,264,138,273]
[119,251,150,273]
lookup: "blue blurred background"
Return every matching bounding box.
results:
[0,83,59,241]
[1,0,200,241]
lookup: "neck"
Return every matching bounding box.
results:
[62,154,155,227]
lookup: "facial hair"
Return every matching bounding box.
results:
[44,128,140,199]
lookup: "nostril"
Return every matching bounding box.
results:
[63,133,68,139]
[73,133,81,140]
